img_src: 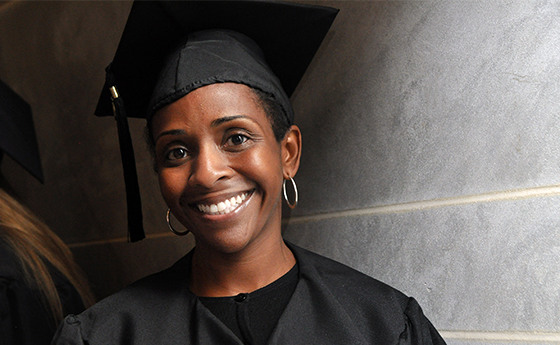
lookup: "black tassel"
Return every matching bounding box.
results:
[105,64,145,242]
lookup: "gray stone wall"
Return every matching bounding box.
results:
[1,1,559,343]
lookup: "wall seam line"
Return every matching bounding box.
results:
[68,231,173,249]
[285,184,560,225]
[439,330,560,342]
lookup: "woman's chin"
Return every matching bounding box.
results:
[194,231,253,255]
[193,227,278,257]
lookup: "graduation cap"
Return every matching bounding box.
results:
[0,78,44,183]
[95,0,338,242]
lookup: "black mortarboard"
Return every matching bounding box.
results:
[95,0,338,242]
[0,78,44,183]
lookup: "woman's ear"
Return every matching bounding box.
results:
[281,125,302,179]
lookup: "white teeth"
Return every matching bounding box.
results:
[197,192,249,215]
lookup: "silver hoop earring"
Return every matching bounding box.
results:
[282,176,298,209]
[166,209,189,236]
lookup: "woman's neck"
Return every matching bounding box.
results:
[189,236,295,297]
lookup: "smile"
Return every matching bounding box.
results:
[196,192,250,215]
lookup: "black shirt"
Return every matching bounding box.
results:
[199,263,299,345]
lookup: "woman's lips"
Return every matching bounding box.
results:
[195,191,251,215]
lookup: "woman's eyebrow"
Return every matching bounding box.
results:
[211,115,256,127]
[155,129,185,143]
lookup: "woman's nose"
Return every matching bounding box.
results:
[188,145,230,188]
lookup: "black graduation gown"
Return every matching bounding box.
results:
[52,242,446,344]
[0,241,86,345]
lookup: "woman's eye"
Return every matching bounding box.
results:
[165,147,188,161]
[227,134,249,146]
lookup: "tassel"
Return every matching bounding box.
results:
[105,64,145,242]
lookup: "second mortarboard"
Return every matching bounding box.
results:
[0,78,44,183]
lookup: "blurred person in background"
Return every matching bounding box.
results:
[0,78,95,344]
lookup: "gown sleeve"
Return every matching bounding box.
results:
[51,315,86,345]
[399,297,447,345]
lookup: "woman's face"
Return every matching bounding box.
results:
[151,83,299,254]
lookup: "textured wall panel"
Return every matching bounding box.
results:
[284,195,560,332]
[71,234,194,299]
[292,1,560,215]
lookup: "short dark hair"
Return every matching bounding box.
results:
[144,85,292,172]
[250,87,292,142]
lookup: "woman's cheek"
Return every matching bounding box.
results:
[158,169,184,206]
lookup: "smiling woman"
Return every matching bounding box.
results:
[152,83,299,268]
[52,1,446,344]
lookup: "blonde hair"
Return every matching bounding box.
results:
[0,188,95,325]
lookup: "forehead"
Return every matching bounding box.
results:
[152,83,267,130]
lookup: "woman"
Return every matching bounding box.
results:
[53,1,446,344]
[0,188,95,345]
